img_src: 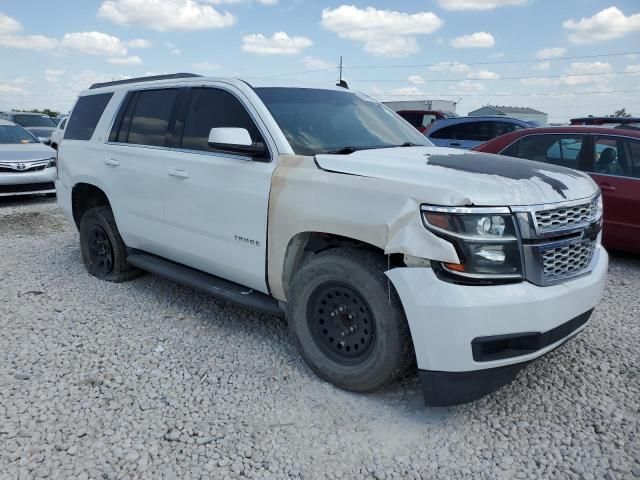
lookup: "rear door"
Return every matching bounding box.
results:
[588,135,640,253]
[105,87,182,256]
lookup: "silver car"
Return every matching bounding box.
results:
[0,120,57,196]
[0,112,57,144]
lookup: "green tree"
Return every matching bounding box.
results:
[11,108,60,118]
[611,108,632,118]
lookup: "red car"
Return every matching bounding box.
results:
[474,127,640,254]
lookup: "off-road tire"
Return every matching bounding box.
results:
[287,248,414,392]
[79,206,141,282]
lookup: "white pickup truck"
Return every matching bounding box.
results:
[56,74,608,405]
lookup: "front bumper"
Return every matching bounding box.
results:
[386,246,608,404]
[0,167,57,196]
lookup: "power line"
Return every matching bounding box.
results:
[347,70,636,83]
[262,51,640,78]
[381,89,638,98]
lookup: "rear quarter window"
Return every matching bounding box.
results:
[64,93,113,141]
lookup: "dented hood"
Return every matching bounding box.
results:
[315,146,598,206]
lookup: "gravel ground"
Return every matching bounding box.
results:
[0,196,639,480]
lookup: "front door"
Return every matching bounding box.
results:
[162,86,276,292]
[589,135,640,253]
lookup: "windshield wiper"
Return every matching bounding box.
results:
[323,146,384,155]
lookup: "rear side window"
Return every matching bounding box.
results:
[456,121,493,142]
[181,88,263,152]
[508,134,585,169]
[430,124,457,139]
[493,121,522,137]
[65,93,113,141]
[111,89,179,147]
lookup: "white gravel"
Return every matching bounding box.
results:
[1,197,639,480]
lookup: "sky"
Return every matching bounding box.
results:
[0,0,639,123]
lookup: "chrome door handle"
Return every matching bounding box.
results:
[449,142,461,147]
[600,183,616,192]
[167,169,190,179]
[104,158,120,167]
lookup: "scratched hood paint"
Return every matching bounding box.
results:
[315,146,598,206]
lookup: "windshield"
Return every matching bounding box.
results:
[0,125,38,144]
[13,114,57,128]
[255,87,432,155]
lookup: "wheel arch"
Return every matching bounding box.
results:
[280,231,403,301]
[71,183,112,228]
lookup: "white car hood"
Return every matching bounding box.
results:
[0,143,56,161]
[315,146,598,206]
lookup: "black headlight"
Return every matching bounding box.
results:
[422,206,523,283]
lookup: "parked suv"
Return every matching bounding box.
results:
[57,74,608,406]
[426,116,544,149]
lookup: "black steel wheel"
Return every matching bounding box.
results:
[87,224,114,275]
[307,283,375,364]
[287,248,414,393]
[79,206,142,282]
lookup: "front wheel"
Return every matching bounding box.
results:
[79,206,141,282]
[287,248,414,392]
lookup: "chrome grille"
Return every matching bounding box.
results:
[534,199,598,233]
[541,240,597,281]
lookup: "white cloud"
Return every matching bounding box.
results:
[45,69,64,83]
[99,0,236,31]
[563,7,640,44]
[438,0,526,11]
[191,61,222,71]
[625,64,640,75]
[61,32,128,57]
[390,86,425,96]
[321,5,443,57]
[0,34,58,51]
[533,62,551,71]
[127,38,152,48]
[536,47,567,59]
[451,32,495,48]
[520,61,615,88]
[242,31,312,55]
[407,75,425,85]
[562,61,613,85]
[302,56,335,70]
[450,81,485,94]
[467,69,500,79]
[365,37,419,57]
[0,13,22,34]
[165,42,181,55]
[108,55,143,65]
[428,61,471,73]
[519,77,556,87]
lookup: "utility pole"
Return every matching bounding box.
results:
[336,56,348,89]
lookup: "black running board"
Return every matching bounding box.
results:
[127,251,283,316]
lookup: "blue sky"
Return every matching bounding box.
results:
[0,0,639,122]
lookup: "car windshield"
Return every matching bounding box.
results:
[255,87,431,155]
[0,125,38,144]
[13,114,57,128]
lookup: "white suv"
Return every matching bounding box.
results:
[56,74,608,405]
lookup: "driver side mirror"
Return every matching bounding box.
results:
[207,127,267,159]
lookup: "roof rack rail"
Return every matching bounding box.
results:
[89,73,202,90]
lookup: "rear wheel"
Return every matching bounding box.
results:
[79,206,141,282]
[287,248,414,392]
